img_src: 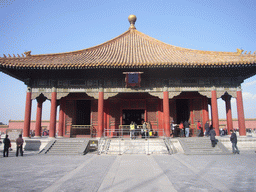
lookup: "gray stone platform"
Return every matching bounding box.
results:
[0,151,256,191]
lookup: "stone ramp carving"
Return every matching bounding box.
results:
[101,138,172,155]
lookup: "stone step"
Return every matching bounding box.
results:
[46,140,84,155]
[178,138,230,155]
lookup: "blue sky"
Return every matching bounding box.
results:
[0,0,256,125]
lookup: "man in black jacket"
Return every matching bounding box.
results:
[209,126,216,147]
[230,130,239,154]
[3,135,11,157]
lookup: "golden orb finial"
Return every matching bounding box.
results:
[128,15,137,29]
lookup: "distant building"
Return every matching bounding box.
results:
[1,15,256,138]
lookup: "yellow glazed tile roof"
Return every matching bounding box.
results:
[0,20,256,69]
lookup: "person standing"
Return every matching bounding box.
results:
[205,120,210,136]
[170,121,175,137]
[230,130,240,154]
[197,121,202,137]
[179,121,184,137]
[184,120,190,137]
[3,135,11,157]
[16,134,24,157]
[142,121,147,138]
[209,126,216,147]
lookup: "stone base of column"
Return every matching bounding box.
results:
[49,137,56,139]
[57,136,64,138]
[23,137,30,140]
[33,136,41,139]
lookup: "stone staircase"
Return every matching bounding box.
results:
[99,138,171,155]
[43,139,89,155]
[178,137,230,155]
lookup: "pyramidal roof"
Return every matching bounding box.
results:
[0,15,256,69]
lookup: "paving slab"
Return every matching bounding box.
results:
[0,151,256,192]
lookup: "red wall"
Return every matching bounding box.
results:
[1,118,255,135]
[0,120,59,135]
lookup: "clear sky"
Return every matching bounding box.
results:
[1,0,256,125]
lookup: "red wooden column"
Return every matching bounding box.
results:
[58,98,65,138]
[35,96,44,137]
[23,87,32,138]
[222,94,233,135]
[105,100,110,137]
[202,97,209,133]
[163,89,170,137]
[211,89,219,136]
[49,87,57,138]
[236,88,246,136]
[189,99,194,128]
[98,88,104,137]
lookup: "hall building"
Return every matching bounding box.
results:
[1,15,256,138]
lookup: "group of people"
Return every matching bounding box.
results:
[205,120,240,154]
[171,120,240,154]
[171,120,192,137]
[130,121,157,139]
[3,134,24,157]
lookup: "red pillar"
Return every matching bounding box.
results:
[237,89,246,136]
[189,99,194,136]
[98,89,104,137]
[105,100,110,137]
[163,90,170,137]
[189,99,194,124]
[58,98,65,137]
[223,95,233,135]
[202,97,209,133]
[35,96,43,137]
[23,87,32,138]
[49,89,57,138]
[211,89,219,136]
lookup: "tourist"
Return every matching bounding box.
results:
[209,126,216,147]
[170,121,175,137]
[130,122,136,139]
[205,120,210,136]
[141,121,146,138]
[3,135,11,157]
[16,134,24,157]
[184,120,190,137]
[197,121,202,137]
[179,121,184,137]
[230,130,240,154]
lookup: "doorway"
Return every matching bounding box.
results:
[122,109,145,125]
[76,100,91,125]
[176,99,189,124]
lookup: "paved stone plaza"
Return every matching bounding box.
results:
[0,150,255,192]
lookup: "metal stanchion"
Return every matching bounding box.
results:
[147,138,150,155]
[119,134,121,155]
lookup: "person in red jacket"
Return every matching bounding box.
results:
[179,121,184,137]
[197,121,202,137]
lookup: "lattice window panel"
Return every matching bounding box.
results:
[137,100,145,108]
[147,99,158,122]
[65,100,74,123]
[109,100,120,122]
[91,100,98,124]
[193,99,202,122]
[130,100,137,108]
